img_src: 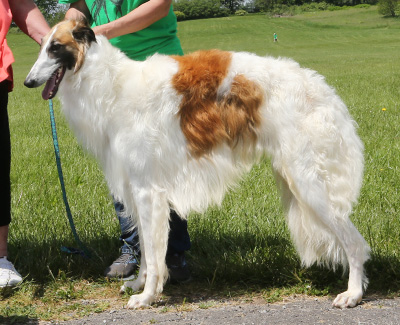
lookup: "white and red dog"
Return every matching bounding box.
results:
[25,20,370,309]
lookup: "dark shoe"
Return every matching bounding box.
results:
[104,244,139,279]
[166,252,191,284]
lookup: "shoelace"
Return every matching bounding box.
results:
[114,252,138,264]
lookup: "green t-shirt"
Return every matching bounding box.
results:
[59,0,183,61]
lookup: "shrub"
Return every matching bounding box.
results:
[300,2,325,12]
[354,4,372,9]
[317,2,329,10]
[378,0,400,16]
[174,0,230,20]
[174,11,186,21]
[328,5,344,11]
[235,9,248,16]
[271,4,297,16]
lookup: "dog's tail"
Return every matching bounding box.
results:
[272,101,369,273]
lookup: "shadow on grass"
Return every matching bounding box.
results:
[187,230,400,298]
[5,228,400,300]
[0,315,39,325]
[365,254,400,294]
[7,235,121,287]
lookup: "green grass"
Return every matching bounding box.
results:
[1,6,400,321]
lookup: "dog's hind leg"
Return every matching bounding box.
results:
[331,221,369,308]
[125,188,170,308]
[274,163,369,308]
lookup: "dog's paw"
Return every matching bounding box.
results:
[333,290,362,308]
[126,293,154,309]
[120,279,144,294]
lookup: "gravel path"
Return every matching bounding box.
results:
[47,297,400,325]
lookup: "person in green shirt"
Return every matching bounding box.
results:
[61,0,183,60]
[60,0,191,282]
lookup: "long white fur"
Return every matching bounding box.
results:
[25,21,370,309]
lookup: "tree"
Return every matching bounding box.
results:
[378,0,399,16]
[34,0,66,23]
[34,0,58,15]
[221,0,245,12]
[253,0,278,11]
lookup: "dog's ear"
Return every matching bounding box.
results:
[72,19,96,73]
[72,20,96,45]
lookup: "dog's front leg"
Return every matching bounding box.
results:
[121,249,147,293]
[125,188,169,308]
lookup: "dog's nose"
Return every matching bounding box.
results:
[24,78,36,88]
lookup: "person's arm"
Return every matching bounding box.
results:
[9,0,50,44]
[65,0,171,40]
[65,0,172,40]
[94,0,172,39]
[64,0,90,21]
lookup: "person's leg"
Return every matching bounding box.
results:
[0,225,23,288]
[0,81,12,255]
[166,210,191,254]
[0,226,9,258]
[104,200,140,279]
[166,210,191,283]
[105,201,191,282]
[0,81,22,287]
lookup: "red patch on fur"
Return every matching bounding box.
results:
[172,50,263,157]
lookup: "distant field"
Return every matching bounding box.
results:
[2,6,399,321]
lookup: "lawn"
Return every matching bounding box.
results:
[1,6,399,321]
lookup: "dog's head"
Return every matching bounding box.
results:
[24,19,96,100]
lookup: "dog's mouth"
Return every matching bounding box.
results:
[42,66,66,100]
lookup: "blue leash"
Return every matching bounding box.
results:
[49,99,91,258]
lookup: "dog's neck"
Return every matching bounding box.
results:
[84,35,131,74]
[56,35,142,162]
[61,35,133,94]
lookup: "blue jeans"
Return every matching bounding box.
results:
[114,201,191,256]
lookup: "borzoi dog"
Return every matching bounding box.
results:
[25,19,370,309]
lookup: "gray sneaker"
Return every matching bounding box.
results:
[104,244,139,279]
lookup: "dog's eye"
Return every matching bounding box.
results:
[49,43,62,53]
